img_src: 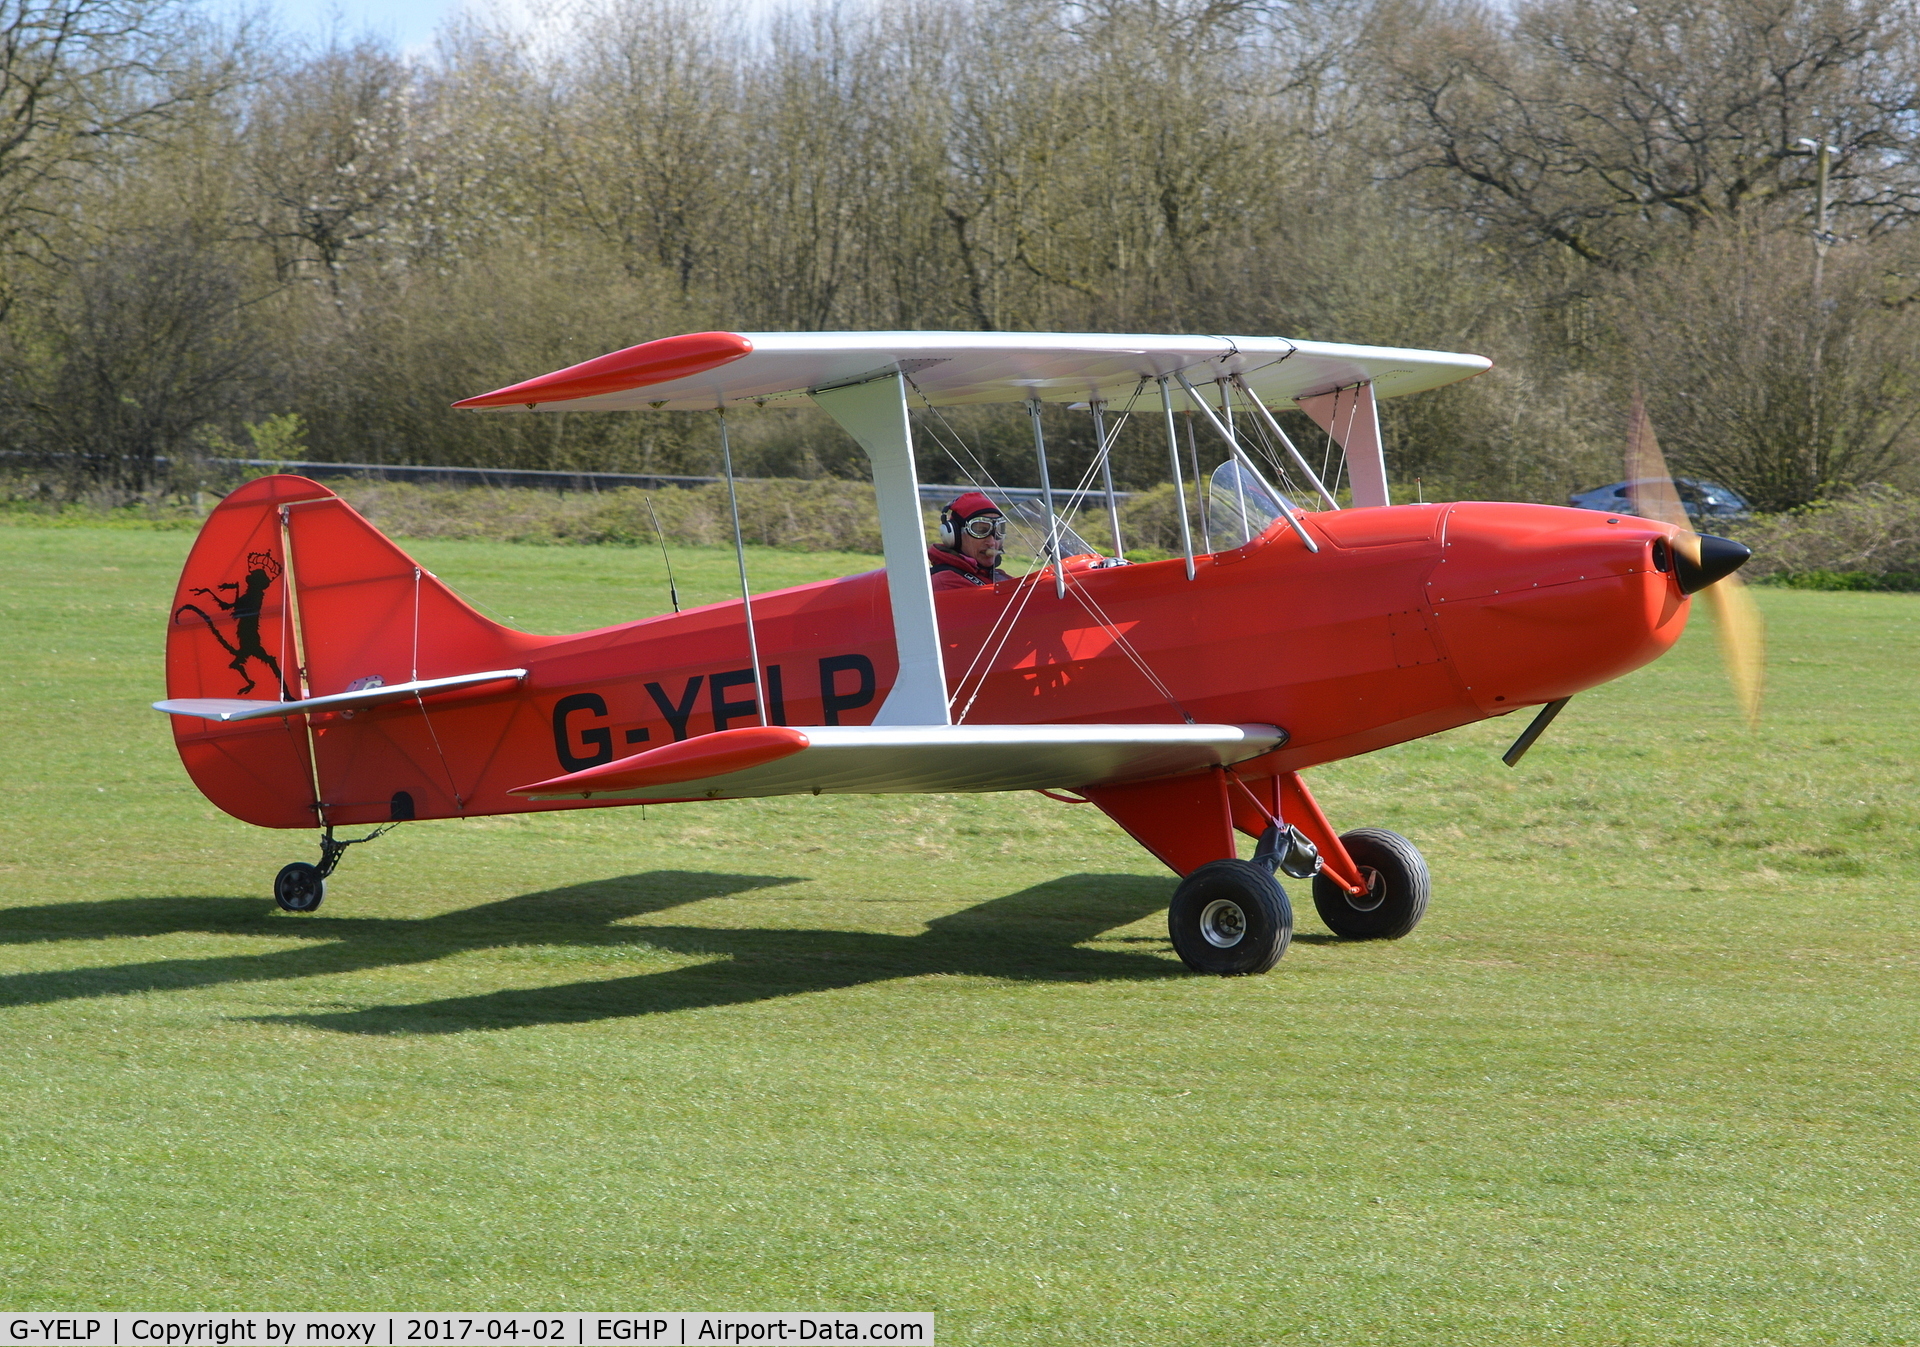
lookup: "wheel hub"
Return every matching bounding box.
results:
[1199,898,1247,948]
[1342,866,1387,913]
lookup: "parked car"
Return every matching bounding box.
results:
[1568,477,1751,522]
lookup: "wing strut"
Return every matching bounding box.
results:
[1090,400,1126,560]
[1230,375,1341,511]
[1158,379,1197,580]
[811,373,950,726]
[1298,382,1389,509]
[1027,398,1065,599]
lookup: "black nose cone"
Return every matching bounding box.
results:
[1674,533,1751,594]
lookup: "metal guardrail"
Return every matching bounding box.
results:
[210,458,722,493]
[203,460,1132,507]
[9,452,1133,507]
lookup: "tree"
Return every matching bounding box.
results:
[1612,223,1920,509]
[0,0,235,305]
[239,40,413,294]
[11,227,258,491]
[540,0,738,294]
[1384,0,1920,269]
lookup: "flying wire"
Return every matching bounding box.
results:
[925,382,1189,726]
[903,376,1193,727]
[1057,573,1193,722]
[950,569,1052,723]
[900,382,1058,715]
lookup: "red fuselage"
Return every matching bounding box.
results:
[165,479,1687,830]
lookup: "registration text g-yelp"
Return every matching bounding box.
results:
[12,1323,103,1341]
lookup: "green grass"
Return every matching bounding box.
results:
[3,525,1918,1340]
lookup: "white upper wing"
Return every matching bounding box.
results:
[457,330,1489,414]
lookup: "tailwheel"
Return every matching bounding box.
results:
[274,861,325,913]
[1168,859,1293,976]
[271,821,399,913]
[1312,828,1429,940]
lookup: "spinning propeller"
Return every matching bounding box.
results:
[1624,391,1765,727]
[1504,393,1762,766]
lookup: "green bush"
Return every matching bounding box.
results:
[1766,569,1920,592]
[1729,487,1920,584]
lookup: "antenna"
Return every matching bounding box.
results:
[643,495,681,613]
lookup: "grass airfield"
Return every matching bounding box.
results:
[2,523,1918,1341]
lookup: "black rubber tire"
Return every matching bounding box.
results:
[1312,828,1429,940]
[1168,859,1293,976]
[274,862,325,913]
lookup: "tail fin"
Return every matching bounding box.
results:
[165,476,538,828]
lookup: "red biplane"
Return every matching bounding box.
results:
[154,331,1755,975]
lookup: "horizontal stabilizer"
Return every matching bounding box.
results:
[511,721,1287,802]
[154,669,528,722]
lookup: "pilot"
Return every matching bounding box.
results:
[928,490,1011,591]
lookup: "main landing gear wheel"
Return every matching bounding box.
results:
[274,861,325,913]
[1168,859,1293,976]
[1312,828,1430,940]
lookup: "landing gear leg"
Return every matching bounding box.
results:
[273,823,396,913]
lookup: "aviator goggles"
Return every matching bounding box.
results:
[959,514,1009,540]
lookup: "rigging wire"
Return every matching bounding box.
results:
[944,452,1118,718]
[915,437,1077,715]
[905,384,1060,578]
[951,569,1052,723]
[907,378,1187,726]
[1315,386,1351,504]
[903,383,1065,715]
[907,376,1145,575]
[1056,572,1193,723]
[717,409,765,724]
[952,470,1192,725]
[1229,375,1341,512]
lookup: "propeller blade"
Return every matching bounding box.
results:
[1625,391,1691,532]
[1621,387,1765,725]
[1705,572,1766,728]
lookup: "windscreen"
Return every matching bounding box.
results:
[1209,460,1289,545]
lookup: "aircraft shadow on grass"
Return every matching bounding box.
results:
[0,869,1260,1034]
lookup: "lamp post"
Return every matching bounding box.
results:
[1795,135,1842,493]
[1796,137,1840,300]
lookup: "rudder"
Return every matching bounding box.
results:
[165,476,539,828]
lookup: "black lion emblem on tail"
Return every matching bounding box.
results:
[175,550,293,699]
